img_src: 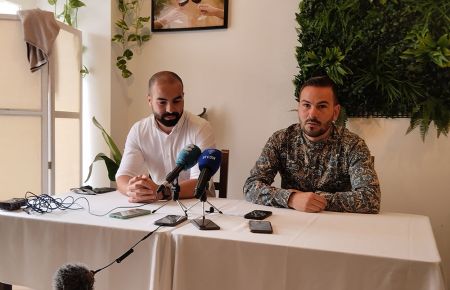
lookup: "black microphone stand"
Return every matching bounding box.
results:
[187,187,222,230]
[151,178,188,216]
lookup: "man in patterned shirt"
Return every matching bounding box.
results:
[244,76,380,213]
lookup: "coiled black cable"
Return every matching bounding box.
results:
[24,191,149,216]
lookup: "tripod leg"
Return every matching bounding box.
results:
[184,199,201,212]
[152,198,189,216]
[176,200,189,216]
[151,199,170,214]
[205,200,223,214]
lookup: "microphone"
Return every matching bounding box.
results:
[53,227,159,289]
[53,263,95,290]
[194,149,222,199]
[156,144,201,193]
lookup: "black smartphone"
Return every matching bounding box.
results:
[109,208,152,219]
[154,215,187,226]
[249,220,273,234]
[244,210,272,220]
[71,186,96,195]
[191,218,220,230]
[93,187,116,194]
[71,186,116,195]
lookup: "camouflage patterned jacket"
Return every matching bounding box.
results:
[243,124,381,213]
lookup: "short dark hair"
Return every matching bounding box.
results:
[296,75,339,104]
[148,71,183,94]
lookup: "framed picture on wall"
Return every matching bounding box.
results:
[151,0,228,32]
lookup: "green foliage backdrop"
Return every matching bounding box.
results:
[294,0,450,139]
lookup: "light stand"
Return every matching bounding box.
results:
[187,187,222,230]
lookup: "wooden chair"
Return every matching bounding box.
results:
[214,149,229,198]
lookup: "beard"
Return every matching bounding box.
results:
[155,111,182,127]
[302,117,333,138]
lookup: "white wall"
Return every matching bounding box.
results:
[3,0,36,10]
[77,0,112,188]
[348,119,450,288]
[110,0,449,288]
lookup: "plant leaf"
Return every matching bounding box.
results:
[139,16,150,23]
[63,4,72,26]
[122,69,132,78]
[115,19,129,30]
[127,34,138,42]
[92,117,122,164]
[123,49,133,60]
[80,65,89,78]
[141,34,151,42]
[69,0,86,8]
[84,153,119,182]
[116,59,126,66]
[118,0,126,12]
[112,34,124,42]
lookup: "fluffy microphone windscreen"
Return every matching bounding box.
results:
[53,263,95,290]
[175,144,202,170]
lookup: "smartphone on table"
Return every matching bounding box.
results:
[109,208,152,219]
[249,220,273,234]
[244,210,272,220]
[154,215,187,227]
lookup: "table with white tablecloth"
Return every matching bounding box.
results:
[170,198,446,290]
[0,192,182,290]
[0,192,445,290]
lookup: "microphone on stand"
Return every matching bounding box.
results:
[53,263,95,290]
[152,144,202,215]
[194,149,222,200]
[156,144,202,195]
[190,149,222,230]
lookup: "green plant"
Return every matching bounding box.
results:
[295,0,450,139]
[48,0,86,28]
[112,0,151,78]
[85,117,122,182]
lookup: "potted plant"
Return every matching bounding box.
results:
[85,117,122,182]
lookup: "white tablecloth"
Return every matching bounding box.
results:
[0,193,445,290]
[0,192,185,290]
[170,198,446,290]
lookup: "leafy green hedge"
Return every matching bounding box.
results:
[294,0,450,139]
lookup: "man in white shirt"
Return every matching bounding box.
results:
[116,71,215,203]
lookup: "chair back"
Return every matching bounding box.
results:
[214,149,229,198]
